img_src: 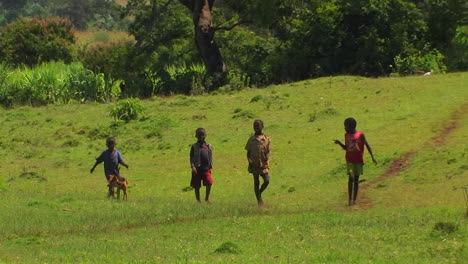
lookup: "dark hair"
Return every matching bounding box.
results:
[344,118,357,129]
[106,136,116,144]
[253,119,264,127]
[195,127,206,136]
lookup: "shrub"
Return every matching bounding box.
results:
[0,63,12,107]
[433,222,458,234]
[158,64,208,95]
[110,98,145,122]
[394,48,447,76]
[232,109,255,119]
[0,16,75,67]
[66,63,109,103]
[250,95,263,103]
[214,241,241,254]
[222,70,249,91]
[81,41,132,97]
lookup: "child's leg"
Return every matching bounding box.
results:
[253,174,261,200]
[348,173,354,205]
[205,184,211,202]
[106,175,113,197]
[194,188,201,202]
[259,173,270,195]
[108,186,114,197]
[352,174,360,203]
[191,169,202,202]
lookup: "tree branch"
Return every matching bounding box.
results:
[213,20,251,32]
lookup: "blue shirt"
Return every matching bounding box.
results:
[96,149,124,178]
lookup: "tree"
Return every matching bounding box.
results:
[119,0,194,96]
[178,0,226,74]
[415,0,466,53]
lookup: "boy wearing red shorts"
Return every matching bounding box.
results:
[334,118,377,206]
[190,128,213,203]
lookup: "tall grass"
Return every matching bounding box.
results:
[0,61,116,107]
[163,63,207,95]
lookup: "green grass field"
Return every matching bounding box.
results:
[0,73,467,263]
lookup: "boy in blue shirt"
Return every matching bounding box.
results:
[90,137,129,197]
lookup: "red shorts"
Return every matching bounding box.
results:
[191,169,213,188]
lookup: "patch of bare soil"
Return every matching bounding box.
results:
[354,103,468,211]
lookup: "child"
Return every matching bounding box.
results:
[334,118,377,205]
[190,128,213,203]
[90,137,129,197]
[245,120,271,206]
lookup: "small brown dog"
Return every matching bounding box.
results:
[108,174,128,200]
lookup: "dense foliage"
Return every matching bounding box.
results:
[0,0,466,106]
[0,0,127,30]
[0,16,75,67]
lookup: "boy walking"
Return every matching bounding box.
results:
[245,120,271,206]
[334,118,377,205]
[90,137,129,197]
[190,128,213,203]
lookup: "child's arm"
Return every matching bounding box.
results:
[246,150,252,164]
[120,161,129,169]
[91,152,105,173]
[245,139,253,164]
[266,137,271,161]
[263,138,271,174]
[118,153,129,168]
[333,140,346,150]
[90,161,100,173]
[190,145,197,173]
[362,134,377,164]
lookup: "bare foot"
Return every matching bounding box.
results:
[257,199,265,207]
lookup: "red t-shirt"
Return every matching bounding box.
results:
[345,131,365,164]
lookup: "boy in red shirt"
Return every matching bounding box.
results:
[334,118,377,205]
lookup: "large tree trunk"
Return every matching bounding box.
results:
[179,0,226,74]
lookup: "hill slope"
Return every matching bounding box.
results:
[0,73,467,263]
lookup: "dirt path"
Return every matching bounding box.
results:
[354,102,468,210]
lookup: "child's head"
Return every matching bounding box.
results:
[344,118,357,133]
[195,128,206,142]
[253,119,264,134]
[106,137,116,150]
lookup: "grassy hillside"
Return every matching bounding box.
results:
[0,73,467,263]
[75,30,134,47]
